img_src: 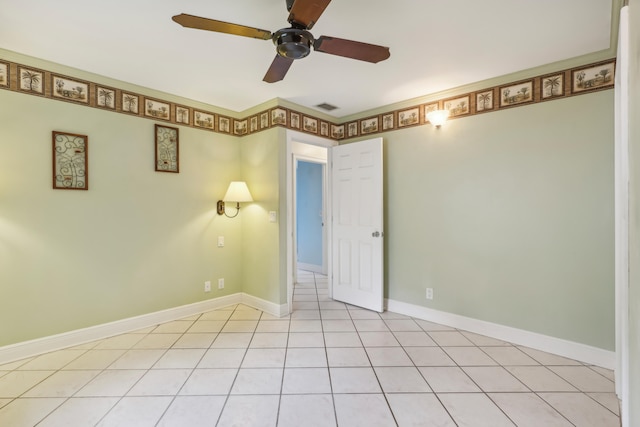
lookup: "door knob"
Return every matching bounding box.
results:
[372,231,381,237]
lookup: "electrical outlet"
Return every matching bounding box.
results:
[204,281,211,292]
[218,278,225,289]
[426,288,433,300]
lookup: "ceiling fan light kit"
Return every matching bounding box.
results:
[274,28,313,59]
[172,0,390,83]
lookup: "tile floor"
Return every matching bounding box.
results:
[0,271,620,426]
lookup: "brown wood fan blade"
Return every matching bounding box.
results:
[172,14,272,40]
[263,55,295,83]
[288,0,332,30]
[314,36,390,63]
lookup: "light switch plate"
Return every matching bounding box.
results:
[268,211,277,223]
[217,236,224,247]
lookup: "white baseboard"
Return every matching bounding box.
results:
[241,293,289,318]
[386,298,615,369]
[0,292,288,365]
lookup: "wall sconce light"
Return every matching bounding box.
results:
[426,109,450,128]
[217,181,253,218]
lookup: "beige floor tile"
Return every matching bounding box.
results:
[152,349,206,369]
[419,366,480,392]
[539,392,621,427]
[96,396,173,427]
[462,366,529,392]
[217,395,280,427]
[23,370,99,397]
[197,348,246,368]
[587,392,621,415]
[333,394,396,427]
[230,368,283,395]
[107,349,165,370]
[63,350,127,370]
[171,333,217,349]
[365,347,413,366]
[278,394,336,427]
[38,397,119,427]
[549,366,616,392]
[392,331,437,347]
[249,332,289,348]
[481,346,540,365]
[132,334,182,349]
[358,331,400,347]
[439,393,516,427]
[489,393,572,427]
[156,396,226,427]
[210,332,253,348]
[288,332,324,347]
[505,366,578,392]
[0,397,66,427]
[387,393,456,427]
[428,331,475,346]
[127,369,191,396]
[323,332,362,348]
[76,370,146,397]
[94,334,147,350]
[326,347,370,367]
[330,367,381,393]
[0,370,55,398]
[221,320,258,333]
[405,346,457,366]
[285,348,327,367]
[374,366,431,392]
[443,347,498,366]
[179,369,237,395]
[241,348,286,368]
[16,350,86,370]
[282,368,331,394]
[151,321,194,334]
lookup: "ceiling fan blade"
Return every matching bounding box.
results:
[288,0,331,30]
[263,55,295,83]
[172,13,272,40]
[314,36,390,63]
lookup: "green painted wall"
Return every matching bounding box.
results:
[627,0,639,424]
[239,128,286,304]
[382,91,614,350]
[0,87,243,347]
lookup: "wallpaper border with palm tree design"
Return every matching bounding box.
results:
[0,57,616,141]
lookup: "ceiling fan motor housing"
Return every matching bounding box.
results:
[273,28,313,60]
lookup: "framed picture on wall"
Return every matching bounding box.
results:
[499,80,533,108]
[52,75,89,104]
[144,98,170,120]
[541,73,564,99]
[572,61,615,94]
[155,124,179,173]
[121,92,139,114]
[194,110,214,129]
[443,95,470,118]
[19,66,45,95]
[52,131,88,190]
[96,86,116,109]
[176,105,190,125]
[0,61,9,88]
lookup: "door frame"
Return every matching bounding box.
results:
[294,157,328,275]
[286,130,336,314]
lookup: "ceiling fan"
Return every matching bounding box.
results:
[172,0,390,83]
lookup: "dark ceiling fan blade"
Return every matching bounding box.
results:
[287,0,332,30]
[172,14,272,40]
[263,55,295,83]
[314,36,390,63]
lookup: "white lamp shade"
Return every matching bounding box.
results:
[223,181,253,202]
[426,109,450,127]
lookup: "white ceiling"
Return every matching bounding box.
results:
[0,0,613,118]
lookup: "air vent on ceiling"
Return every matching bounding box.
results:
[315,102,339,111]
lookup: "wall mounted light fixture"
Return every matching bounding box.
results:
[217,181,253,218]
[426,109,450,128]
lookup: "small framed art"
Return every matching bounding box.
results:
[155,124,179,173]
[52,131,88,190]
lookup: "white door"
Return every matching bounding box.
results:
[331,137,384,312]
